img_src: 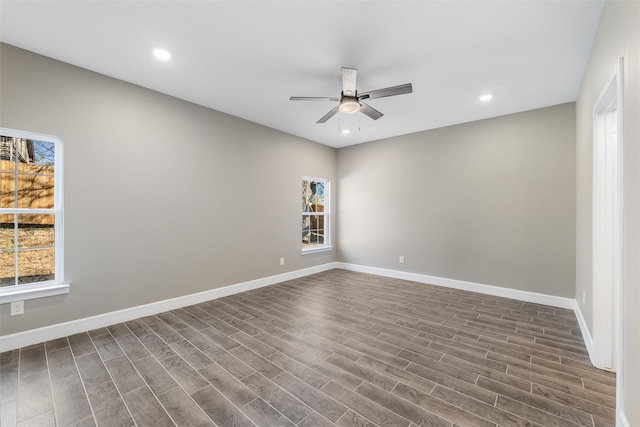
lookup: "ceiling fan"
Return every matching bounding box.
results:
[290,67,413,123]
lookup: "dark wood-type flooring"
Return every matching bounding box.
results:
[0,269,616,427]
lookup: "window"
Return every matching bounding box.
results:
[302,177,331,253]
[0,128,67,303]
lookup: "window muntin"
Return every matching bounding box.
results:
[0,129,63,292]
[302,177,330,251]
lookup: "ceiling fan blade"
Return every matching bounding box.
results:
[342,67,357,97]
[317,105,340,123]
[290,96,340,101]
[359,102,384,121]
[359,83,413,100]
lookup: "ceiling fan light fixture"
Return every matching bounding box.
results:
[339,97,360,114]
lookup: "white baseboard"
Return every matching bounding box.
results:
[0,262,338,352]
[573,300,595,365]
[336,262,576,309]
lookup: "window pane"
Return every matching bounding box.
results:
[302,180,312,212]
[315,182,324,205]
[32,141,56,171]
[18,248,55,284]
[17,215,55,248]
[0,250,15,286]
[302,213,311,246]
[0,211,16,286]
[0,172,16,208]
[309,229,324,244]
[1,217,15,250]
[310,181,324,213]
[1,136,24,166]
[17,173,54,209]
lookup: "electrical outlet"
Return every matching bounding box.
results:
[399,256,405,264]
[280,257,285,266]
[11,301,24,316]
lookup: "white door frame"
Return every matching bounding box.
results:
[592,58,623,375]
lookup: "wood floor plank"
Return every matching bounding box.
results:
[430,385,542,427]
[391,382,496,427]
[176,327,219,352]
[121,386,174,427]
[229,345,283,379]
[398,350,478,384]
[157,385,214,426]
[495,395,584,427]
[199,362,257,407]
[115,334,151,361]
[242,397,297,427]
[241,372,312,423]
[320,381,410,427]
[230,331,278,358]
[132,356,179,396]
[355,381,452,427]
[325,353,398,392]
[202,345,256,380]
[506,365,615,408]
[157,354,208,395]
[272,372,348,422]
[342,339,409,369]
[168,338,213,370]
[191,385,255,427]
[300,410,338,427]
[267,351,330,389]
[335,410,379,427]
[478,377,594,426]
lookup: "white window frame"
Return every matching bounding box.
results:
[0,127,68,304]
[301,176,332,254]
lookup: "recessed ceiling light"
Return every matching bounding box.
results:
[479,93,494,102]
[153,48,171,61]
[341,129,351,134]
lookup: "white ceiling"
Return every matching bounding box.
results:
[0,1,604,148]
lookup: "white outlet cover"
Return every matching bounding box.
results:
[11,301,24,316]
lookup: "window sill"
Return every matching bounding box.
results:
[301,246,333,255]
[0,282,70,304]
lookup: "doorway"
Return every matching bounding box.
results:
[592,58,623,372]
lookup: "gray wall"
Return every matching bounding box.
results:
[0,44,336,336]
[337,103,576,298]
[575,1,640,424]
